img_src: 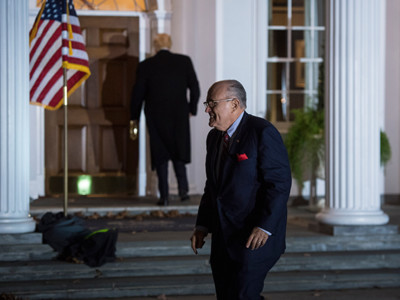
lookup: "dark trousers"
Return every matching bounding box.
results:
[155,160,188,199]
[210,228,280,300]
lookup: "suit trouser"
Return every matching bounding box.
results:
[210,229,280,300]
[155,160,188,199]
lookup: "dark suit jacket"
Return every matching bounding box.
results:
[196,112,292,265]
[130,50,200,169]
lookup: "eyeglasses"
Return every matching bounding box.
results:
[203,98,235,109]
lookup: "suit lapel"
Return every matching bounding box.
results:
[209,130,222,186]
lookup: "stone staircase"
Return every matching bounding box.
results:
[1,231,400,299]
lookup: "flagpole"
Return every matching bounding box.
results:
[63,67,68,216]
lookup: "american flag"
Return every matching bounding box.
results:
[29,0,90,110]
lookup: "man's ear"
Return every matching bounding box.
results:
[232,98,239,110]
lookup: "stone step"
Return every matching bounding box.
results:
[0,243,56,261]
[1,269,399,299]
[0,235,399,262]
[1,250,399,282]
[2,234,400,262]
[285,234,400,253]
[29,205,200,218]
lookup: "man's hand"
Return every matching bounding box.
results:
[129,120,138,141]
[246,227,269,250]
[190,230,207,255]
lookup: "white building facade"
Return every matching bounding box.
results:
[0,0,398,233]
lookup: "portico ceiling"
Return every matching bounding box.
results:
[36,0,158,12]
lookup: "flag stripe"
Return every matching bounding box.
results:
[36,69,63,106]
[62,13,80,25]
[30,25,62,79]
[63,56,90,67]
[30,51,62,101]
[30,20,57,62]
[62,40,88,53]
[61,24,85,40]
[31,60,63,103]
[67,71,86,92]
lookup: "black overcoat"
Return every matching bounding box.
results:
[130,50,200,169]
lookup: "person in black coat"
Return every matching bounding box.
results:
[191,80,292,299]
[130,33,200,206]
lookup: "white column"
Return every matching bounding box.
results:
[0,0,36,233]
[29,106,45,200]
[154,0,172,34]
[148,0,172,39]
[137,14,151,196]
[28,6,45,200]
[316,0,388,225]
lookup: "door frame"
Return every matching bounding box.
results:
[29,8,171,199]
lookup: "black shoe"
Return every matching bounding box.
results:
[156,198,169,206]
[180,193,190,202]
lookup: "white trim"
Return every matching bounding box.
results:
[137,14,151,196]
[215,0,224,80]
[255,0,267,118]
[151,10,172,33]
[379,0,386,197]
[29,8,147,18]
[77,10,145,17]
[29,106,45,199]
[267,89,319,94]
[266,57,323,63]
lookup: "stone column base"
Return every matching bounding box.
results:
[309,223,398,236]
[316,209,389,226]
[0,217,36,234]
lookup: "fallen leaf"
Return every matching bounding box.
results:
[150,210,164,218]
[88,212,100,220]
[167,210,179,217]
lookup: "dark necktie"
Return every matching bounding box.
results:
[223,132,230,155]
[217,132,230,179]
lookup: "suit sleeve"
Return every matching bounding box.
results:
[130,63,146,120]
[196,180,213,233]
[257,125,292,234]
[195,132,214,233]
[186,57,200,116]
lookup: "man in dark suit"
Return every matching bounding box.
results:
[191,80,292,299]
[130,34,200,206]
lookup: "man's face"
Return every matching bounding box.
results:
[205,83,234,131]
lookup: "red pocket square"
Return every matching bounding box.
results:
[237,153,248,162]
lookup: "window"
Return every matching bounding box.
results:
[267,0,325,132]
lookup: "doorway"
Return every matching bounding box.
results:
[45,16,140,196]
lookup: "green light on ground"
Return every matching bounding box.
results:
[77,175,92,195]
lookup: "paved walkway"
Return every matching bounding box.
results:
[28,195,321,243]
[30,195,400,242]
[109,287,400,300]
[26,196,400,300]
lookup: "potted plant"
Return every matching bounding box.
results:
[284,107,324,209]
[381,130,392,167]
[285,113,391,210]
[284,60,325,209]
